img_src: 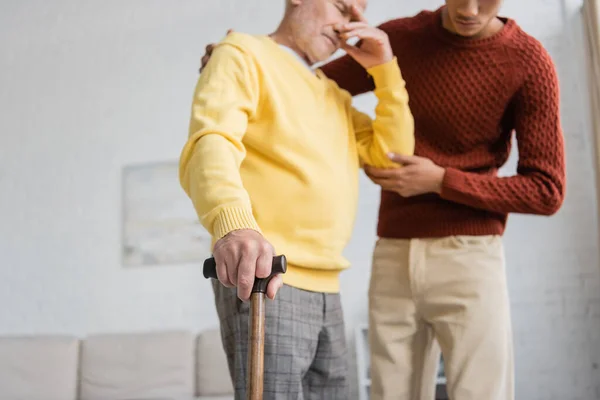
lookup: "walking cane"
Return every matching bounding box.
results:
[203,254,287,400]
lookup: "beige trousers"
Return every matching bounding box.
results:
[368,236,514,400]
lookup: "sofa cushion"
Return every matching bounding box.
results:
[0,335,79,400]
[196,328,234,396]
[80,330,194,400]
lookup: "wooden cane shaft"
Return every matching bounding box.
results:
[247,292,266,400]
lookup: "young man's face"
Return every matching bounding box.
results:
[292,0,367,63]
[443,0,503,38]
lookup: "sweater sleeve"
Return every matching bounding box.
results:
[439,48,566,216]
[351,58,415,167]
[178,43,261,240]
[320,53,375,96]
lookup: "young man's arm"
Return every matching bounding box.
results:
[179,42,260,238]
[439,50,566,215]
[351,58,415,167]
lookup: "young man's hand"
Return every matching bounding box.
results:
[364,154,446,197]
[212,228,282,302]
[335,5,393,69]
[199,29,234,73]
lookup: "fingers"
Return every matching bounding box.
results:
[199,43,215,73]
[388,153,421,164]
[255,242,274,279]
[363,166,410,191]
[213,246,237,288]
[340,41,361,57]
[266,274,283,300]
[339,28,369,42]
[200,56,209,72]
[335,22,369,32]
[334,21,381,42]
[198,28,234,73]
[363,165,399,179]
[247,240,274,300]
[372,178,397,189]
[215,254,234,288]
[371,176,400,191]
[225,250,239,288]
[339,27,384,42]
[236,251,257,302]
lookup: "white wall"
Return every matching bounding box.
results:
[1,0,599,398]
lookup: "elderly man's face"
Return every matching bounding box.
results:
[292,0,367,63]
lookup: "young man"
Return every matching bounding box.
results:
[321,1,566,399]
[179,0,414,398]
[198,0,565,399]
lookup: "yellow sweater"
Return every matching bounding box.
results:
[179,33,414,293]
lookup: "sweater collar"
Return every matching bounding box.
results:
[278,44,316,73]
[430,6,518,48]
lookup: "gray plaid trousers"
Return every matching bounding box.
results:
[212,281,350,400]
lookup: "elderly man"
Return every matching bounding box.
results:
[179,0,414,398]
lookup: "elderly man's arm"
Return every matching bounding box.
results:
[179,42,279,301]
[320,51,375,96]
[351,57,415,168]
[180,43,260,238]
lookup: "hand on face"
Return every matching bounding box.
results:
[363,154,446,197]
[333,5,393,69]
[197,1,395,71]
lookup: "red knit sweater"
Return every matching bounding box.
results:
[320,6,566,238]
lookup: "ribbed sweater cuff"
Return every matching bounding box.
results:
[440,167,467,201]
[367,57,404,89]
[213,207,261,240]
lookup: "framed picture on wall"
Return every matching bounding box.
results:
[121,161,211,267]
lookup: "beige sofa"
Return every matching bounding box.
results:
[0,329,234,400]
